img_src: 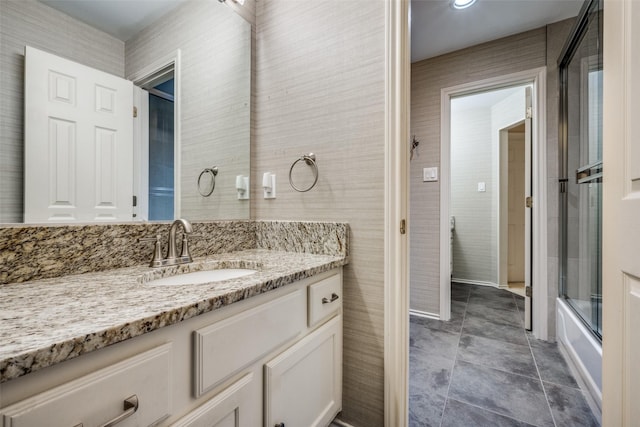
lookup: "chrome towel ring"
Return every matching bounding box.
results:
[197,166,218,197]
[289,153,318,192]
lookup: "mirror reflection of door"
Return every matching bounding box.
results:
[24,46,134,223]
[24,45,178,223]
[148,79,175,221]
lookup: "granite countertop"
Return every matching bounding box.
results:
[0,249,347,383]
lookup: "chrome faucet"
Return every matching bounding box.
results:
[166,218,193,266]
[142,218,194,267]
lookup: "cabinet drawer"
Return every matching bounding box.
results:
[194,289,305,397]
[308,273,342,327]
[1,343,171,427]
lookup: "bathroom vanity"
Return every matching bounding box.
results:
[0,250,345,427]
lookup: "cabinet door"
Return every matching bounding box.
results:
[171,373,257,427]
[264,315,342,427]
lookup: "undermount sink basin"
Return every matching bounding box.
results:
[145,269,257,286]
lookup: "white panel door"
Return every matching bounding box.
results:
[602,0,640,425]
[24,46,133,223]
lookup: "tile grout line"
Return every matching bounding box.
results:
[519,293,559,427]
[438,286,470,427]
[454,354,546,383]
[445,396,546,427]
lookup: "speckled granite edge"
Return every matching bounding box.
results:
[0,250,346,383]
[255,221,349,258]
[0,221,349,285]
[0,221,256,285]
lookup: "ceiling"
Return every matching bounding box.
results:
[39,0,583,59]
[411,0,583,62]
[39,0,188,41]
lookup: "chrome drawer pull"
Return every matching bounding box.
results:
[100,395,139,427]
[322,293,339,304]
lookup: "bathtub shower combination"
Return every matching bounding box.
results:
[557,0,603,412]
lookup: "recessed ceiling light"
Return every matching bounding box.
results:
[452,0,477,10]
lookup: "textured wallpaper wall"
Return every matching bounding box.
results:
[253,0,386,425]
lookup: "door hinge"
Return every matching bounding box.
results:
[525,196,533,208]
[559,178,568,193]
[526,106,532,119]
[133,106,138,118]
[400,219,406,235]
[526,286,532,298]
[132,195,137,207]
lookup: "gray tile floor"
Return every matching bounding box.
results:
[409,283,600,427]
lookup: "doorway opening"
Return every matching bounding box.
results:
[147,77,175,221]
[449,83,533,329]
[129,51,181,221]
[439,68,548,339]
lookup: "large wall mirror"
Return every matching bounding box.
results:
[0,0,252,224]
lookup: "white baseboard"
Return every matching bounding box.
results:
[409,309,439,320]
[451,278,499,288]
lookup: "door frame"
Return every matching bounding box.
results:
[383,0,410,426]
[128,50,182,220]
[439,68,549,339]
[602,0,638,423]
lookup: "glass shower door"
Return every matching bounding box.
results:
[559,0,603,339]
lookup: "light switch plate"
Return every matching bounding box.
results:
[423,167,438,182]
[477,182,486,192]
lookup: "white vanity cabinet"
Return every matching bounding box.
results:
[0,268,343,427]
